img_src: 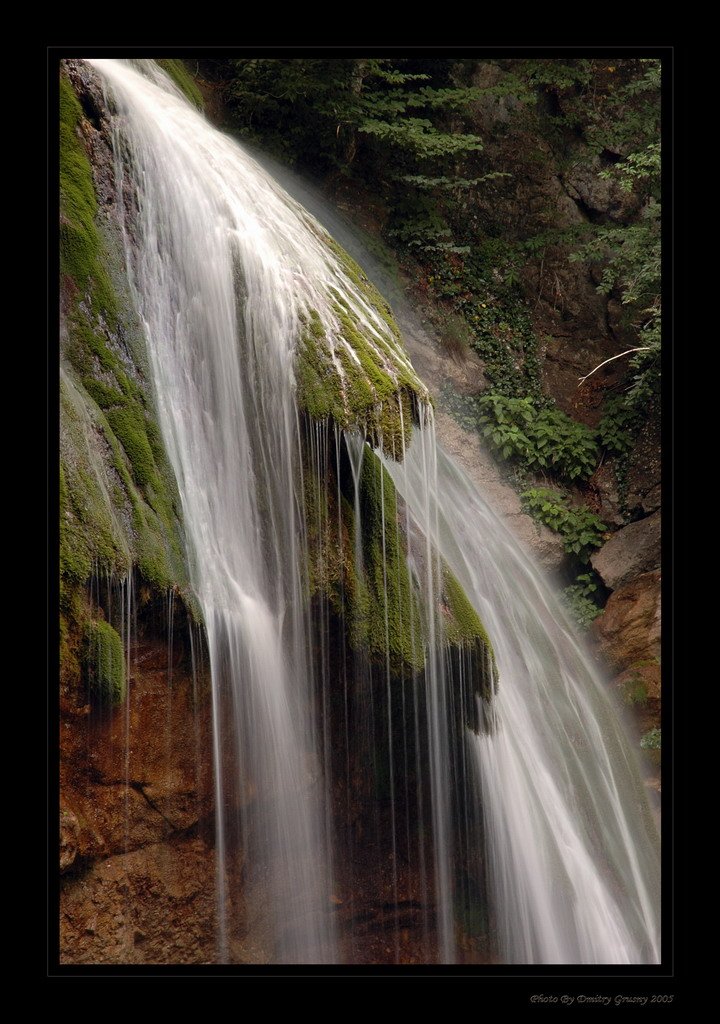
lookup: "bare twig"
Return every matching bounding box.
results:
[578,347,650,386]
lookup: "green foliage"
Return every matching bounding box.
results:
[597,393,644,456]
[83,619,126,705]
[521,488,607,561]
[562,572,603,628]
[156,59,203,109]
[476,393,599,481]
[224,59,483,170]
[640,727,661,750]
[424,242,543,396]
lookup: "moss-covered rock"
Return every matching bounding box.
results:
[60,68,190,608]
[83,619,126,705]
[303,433,497,706]
[156,59,204,109]
[295,227,431,458]
[353,449,424,670]
[59,76,117,321]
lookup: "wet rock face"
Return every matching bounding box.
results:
[591,511,661,592]
[59,621,224,963]
[60,809,80,873]
[60,835,225,964]
[60,634,215,864]
[590,570,661,674]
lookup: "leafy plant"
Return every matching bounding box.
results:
[640,727,661,750]
[597,393,644,456]
[521,488,607,561]
[478,394,599,481]
[562,572,603,628]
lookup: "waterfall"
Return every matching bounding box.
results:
[83,58,660,965]
[384,441,660,964]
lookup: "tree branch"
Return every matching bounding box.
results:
[577,347,650,386]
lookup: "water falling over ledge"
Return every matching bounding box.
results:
[64,57,660,965]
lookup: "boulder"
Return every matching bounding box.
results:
[591,511,661,591]
[590,570,661,674]
[561,158,640,222]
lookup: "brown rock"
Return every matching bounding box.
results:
[561,158,641,222]
[60,636,216,863]
[590,570,661,674]
[59,835,232,964]
[589,461,624,527]
[615,659,661,703]
[60,808,80,873]
[591,511,661,591]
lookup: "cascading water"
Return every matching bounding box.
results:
[384,440,660,964]
[82,57,660,965]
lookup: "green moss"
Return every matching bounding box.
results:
[105,406,157,488]
[325,236,402,344]
[442,568,492,653]
[59,72,190,604]
[353,450,423,670]
[622,675,649,706]
[294,230,429,458]
[60,378,129,599]
[59,75,117,322]
[81,378,125,409]
[302,434,497,716]
[442,564,498,725]
[156,59,204,109]
[296,320,345,422]
[83,619,126,705]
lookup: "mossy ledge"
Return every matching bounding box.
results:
[296,230,431,459]
[60,66,198,672]
[83,619,126,706]
[155,59,204,110]
[303,431,497,713]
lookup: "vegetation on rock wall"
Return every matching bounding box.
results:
[83,618,126,705]
[303,431,497,695]
[295,231,430,455]
[156,59,204,109]
[60,64,199,708]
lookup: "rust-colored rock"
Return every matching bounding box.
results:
[590,570,661,675]
[60,834,224,964]
[60,639,216,864]
[60,808,80,873]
